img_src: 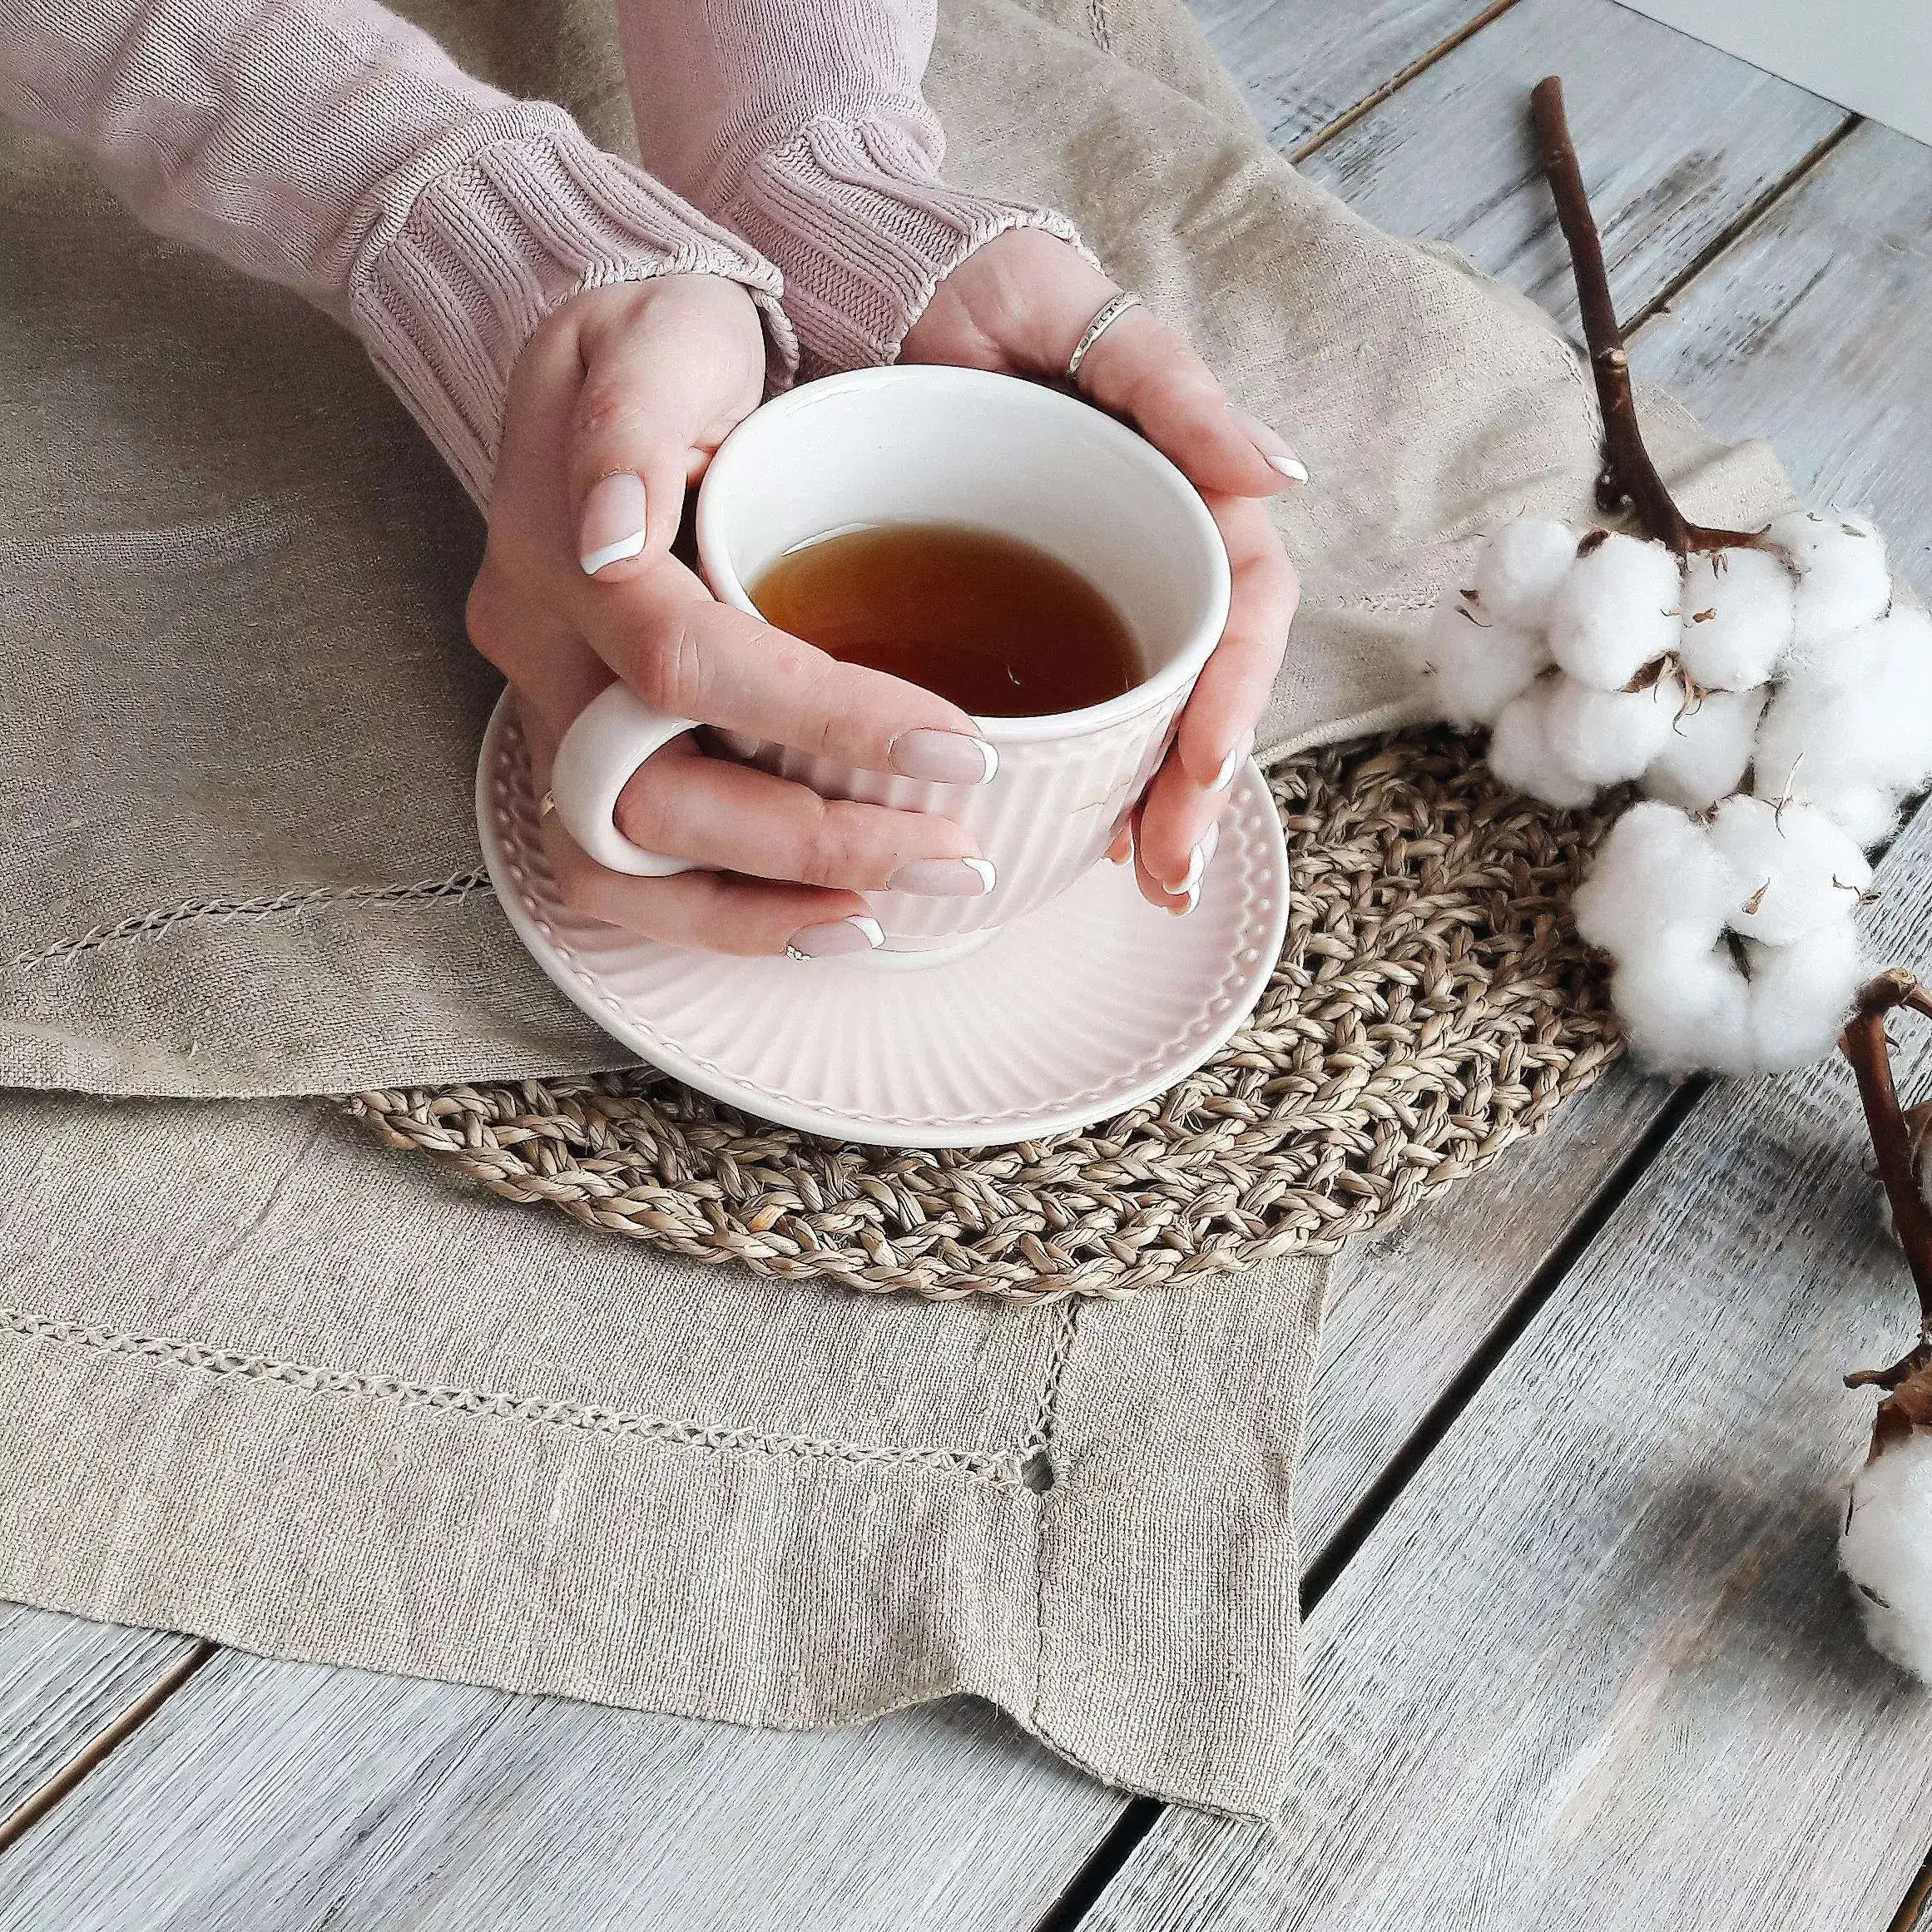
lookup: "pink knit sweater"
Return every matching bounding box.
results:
[0,0,1082,503]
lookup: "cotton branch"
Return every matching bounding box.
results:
[1530,77,1756,555]
[1840,969,1932,1456]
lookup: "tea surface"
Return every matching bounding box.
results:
[749,522,1140,717]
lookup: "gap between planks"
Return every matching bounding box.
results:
[0,1641,214,1857]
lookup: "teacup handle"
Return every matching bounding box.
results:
[547,683,703,878]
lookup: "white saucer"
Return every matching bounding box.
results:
[476,696,1290,1148]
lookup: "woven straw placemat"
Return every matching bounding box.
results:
[348,731,1624,1303]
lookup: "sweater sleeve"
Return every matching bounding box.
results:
[0,0,798,503]
[617,0,1094,374]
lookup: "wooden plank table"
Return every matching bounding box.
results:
[3,2,1929,1926]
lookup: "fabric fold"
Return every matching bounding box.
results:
[0,1090,1323,1820]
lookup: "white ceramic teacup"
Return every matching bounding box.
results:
[549,364,1231,961]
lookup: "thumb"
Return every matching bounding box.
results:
[569,288,745,584]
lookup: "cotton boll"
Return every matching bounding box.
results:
[1804,783,1903,849]
[1609,934,1752,1075]
[1546,533,1682,690]
[1642,686,1766,810]
[1707,795,1872,944]
[1677,547,1795,690]
[1487,681,1600,809]
[1758,607,1932,803]
[1573,800,1741,955]
[1544,671,1683,785]
[1841,1429,1932,1682]
[1770,508,1891,651]
[1472,518,1578,629]
[1408,597,1548,728]
[1743,916,1864,1071]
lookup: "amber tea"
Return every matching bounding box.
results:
[749,522,1141,718]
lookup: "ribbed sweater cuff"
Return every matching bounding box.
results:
[722,116,1097,374]
[352,107,798,505]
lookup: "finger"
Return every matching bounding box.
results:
[1172,493,1299,793]
[614,737,992,893]
[568,283,760,584]
[1078,307,1307,499]
[592,560,999,783]
[547,819,883,956]
[523,702,879,957]
[1134,751,1223,912]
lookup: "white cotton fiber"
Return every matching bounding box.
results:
[1546,533,1683,690]
[1756,606,1932,805]
[1743,917,1864,1071]
[1802,784,1904,849]
[1841,1428,1932,1682]
[1609,934,1751,1075]
[1642,686,1766,810]
[1473,518,1578,629]
[1677,546,1795,690]
[1707,795,1872,945]
[1770,508,1891,652]
[1487,681,1599,809]
[1410,597,1548,728]
[1573,800,1741,955]
[1543,671,1683,785]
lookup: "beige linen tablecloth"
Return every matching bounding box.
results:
[0,0,1795,1816]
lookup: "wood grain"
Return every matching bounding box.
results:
[0,1665,1115,1932]
[0,10,1882,1931]
[1295,0,1849,335]
[1082,118,1932,1932]
[0,1608,200,1828]
[1186,0,1509,155]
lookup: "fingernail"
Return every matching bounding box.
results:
[888,856,997,896]
[1162,820,1220,898]
[888,729,999,785]
[1169,884,1200,918]
[786,914,884,960]
[579,473,648,576]
[1211,731,1253,792]
[1227,407,1308,483]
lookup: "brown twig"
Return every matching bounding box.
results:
[1840,970,1932,1456]
[1530,77,1758,555]
[1840,968,1932,1326]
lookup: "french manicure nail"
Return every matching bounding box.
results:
[1169,883,1200,918]
[1162,820,1220,898]
[1227,407,1308,483]
[786,914,884,960]
[579,473,648,576]
[889,856,997,896]
[1211,731,1254,792]
[888,729,999,785]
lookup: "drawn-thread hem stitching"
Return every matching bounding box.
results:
[10,868,496,969]
[1,1307,1030,1490]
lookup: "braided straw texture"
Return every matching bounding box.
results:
[348,733,1625,1304]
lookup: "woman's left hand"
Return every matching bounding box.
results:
[901,227,1302,913]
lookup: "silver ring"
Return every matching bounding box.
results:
[1064,291,1143,384]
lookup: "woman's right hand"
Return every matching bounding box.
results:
[468,274,999,958]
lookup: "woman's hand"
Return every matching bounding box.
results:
[903,228,1302,913]
[469,275,1001,958]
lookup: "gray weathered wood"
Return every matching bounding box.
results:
[1187,0,1505,155]
[1081,117,1932,1932]
[0,9,1881,1930]
[1295,0,1849,335]
[0,1667,1112,1932]
[0,1608,201,1830]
